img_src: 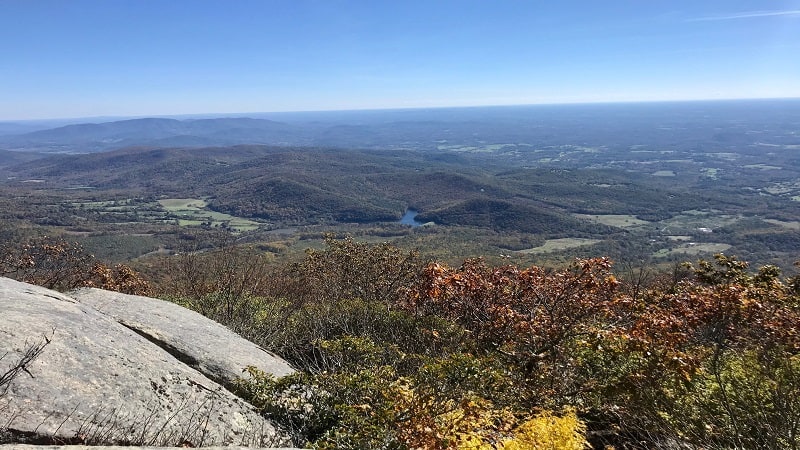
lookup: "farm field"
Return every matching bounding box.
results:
[574,214,650,228]
[653,242,732,257]
[518,238,602,255]
[158,198,262,231]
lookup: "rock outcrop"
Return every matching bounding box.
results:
[0,277,294,447]
[67,288,294,387]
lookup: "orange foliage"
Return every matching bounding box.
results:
[404,257,624,405]
[406,257,620,355]
[1,236,150,295]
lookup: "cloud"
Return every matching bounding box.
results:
[687,9,800,22]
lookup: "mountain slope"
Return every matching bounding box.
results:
[0,118,303,153]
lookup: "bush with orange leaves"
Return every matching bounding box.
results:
[163,237,798,448]
[619,255,800,448]
[400,253,800,448]
[1,236,149,295]
[403,257,624,406]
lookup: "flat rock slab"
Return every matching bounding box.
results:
[68,288,294,387]
[0,278,290,447]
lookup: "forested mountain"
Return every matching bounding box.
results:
[1,100,799,270]
[0,117,305,153]
[2,99,799,154]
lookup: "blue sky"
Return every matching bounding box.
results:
[1,0,799,120]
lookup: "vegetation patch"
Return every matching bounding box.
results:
[5,234,800,449]
[437,143,517,153]
[666,235,693,241]
[764,180,800,195]
[517,238,601,254]
[575,214,650,228]
[764,219,800,230]
[158,198,262,231]
[744,164,782,170]
[653,242,731,257]
[707,152,739,160]
[658,211,741,235]
[158,198,208,209]
[652,170,676,177]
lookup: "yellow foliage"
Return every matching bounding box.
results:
[393,392,517,450]
[438,398,515,450]
[502,409,588,450]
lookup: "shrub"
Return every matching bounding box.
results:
[612,254,800,448]
[404,257,622,407]
[502,409,588,450]
[0,236,149,294]
[169,238,800,448]
[0,336,50,396]
[274,234,424,306]
[236,358,581,450]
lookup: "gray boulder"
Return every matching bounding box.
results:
[67,288,294,387]
[0,277,293,447]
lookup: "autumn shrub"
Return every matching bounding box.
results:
[228,245,626,447]
[168,237,799,448]
[403,257,624,408]
[83,261,151,295]
[595,255,800,448]
[1,236,95,290]
[0,236,149,294]
[162,236,466,370]
[663,350,800,449]
[237,351,564,450]
[157,241,273,305]
[272,235,424,306]
[268,297,471,373]
[399,252,800,448]
[502,409,588,450]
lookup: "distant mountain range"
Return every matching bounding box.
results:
[0,114,507,154]
[1,99,798,155]
[0,144,645,231]
[3,99,800,270]
[0,118,311,153]
[0,149,45,168]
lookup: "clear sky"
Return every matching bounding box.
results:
[1,0,799,120]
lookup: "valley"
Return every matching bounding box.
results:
[1,99,799,272]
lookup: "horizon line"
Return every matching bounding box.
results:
[3,95,800,123]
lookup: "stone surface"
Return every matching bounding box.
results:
[67,288,294,387]
[0,278,292,447]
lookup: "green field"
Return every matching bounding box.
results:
[575,214,650,228]
[158,198,208,209]
[158,198,262,232]
[437,143,518,153]
[764,219,800,230]
[652,170,676,177]
[744,164,782,170]
[517,238,601,255]
[658,210,742,235]
[666,235,693,241]
[653,242,732,257]
[701,168,720,179]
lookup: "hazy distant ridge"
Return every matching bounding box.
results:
[1,100,799,154]
[0,117,305,153]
